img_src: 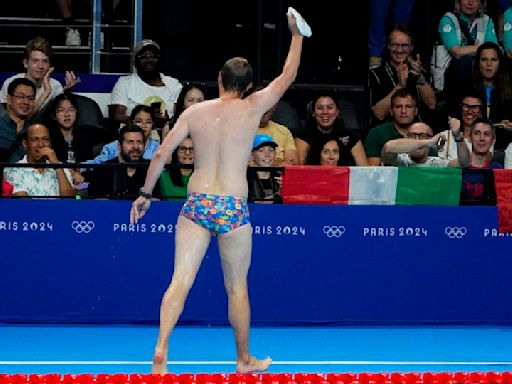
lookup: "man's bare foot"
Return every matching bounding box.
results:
[151,352,168,374]
[236,355,272,373]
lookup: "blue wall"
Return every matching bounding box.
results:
[1,200,511,325]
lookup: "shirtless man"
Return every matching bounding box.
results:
[130,9,306,375]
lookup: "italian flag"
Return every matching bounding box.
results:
[494,169,512,233]
[281,166,462,206]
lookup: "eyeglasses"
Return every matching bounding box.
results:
[461,103,482,112]
[407,132,433,140]
[56,107,77,114]
[389,43,411,50]
[12,93,35,101]
[137,53,159,61]
[133,119,154,126]
[177,146,194,154]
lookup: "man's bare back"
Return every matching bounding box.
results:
[130,7,307,374]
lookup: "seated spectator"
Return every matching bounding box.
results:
[381,122,470,167]
[440,0,497,114]
[470,42,512,150]
[45,92,99,163]
[159,137,194,201]
[438,92,484,160]
[247,134,282,204]
[461,117,503,202]
[86,125,160,199]
[307,136,349,166]
[368,24,436,128]
[0,36,80,115]
[364,88,418,165]
[256,104,298,166]
[0,78,36,162]
[109,39,182,132]
[3,123,75,197]
[245,85,298,165]
[295,94,368,166]
[162,82,206,141]
[84,104,159,164]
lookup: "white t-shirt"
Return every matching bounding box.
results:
[110,72,182,119]
[0,73,63,110]
[505,142,512,169]
[397,154,451,167]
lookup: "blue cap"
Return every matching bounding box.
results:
[252,134,277,150]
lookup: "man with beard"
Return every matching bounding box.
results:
[381,121,470,167]
[3,123,75,197]
[87,125,160,199]
[365,88,419,166]
[109,39,182,131]
[0,78,36,162]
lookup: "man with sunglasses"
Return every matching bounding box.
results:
[109,39,183,132]
[381,121,470,167]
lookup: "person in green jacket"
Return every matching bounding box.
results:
[159,136,194,200]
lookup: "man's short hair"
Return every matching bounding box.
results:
[119,124,144,143]
[470,117,495,137]
[220,57,253,94]
[24,36,53,61]
[459,90,484,104]
[387,24,415,46]
[22,123,49,140]
[7,77,36,96]
[391,88,417,106]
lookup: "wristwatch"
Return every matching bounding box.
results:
[139,189,152,199]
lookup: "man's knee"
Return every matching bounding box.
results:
[225,282,248,297]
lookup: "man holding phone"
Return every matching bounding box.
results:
[381,122,470,167]
[109,39,182,132]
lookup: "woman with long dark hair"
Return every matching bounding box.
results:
[471,41,512,149]
[296,94,368,166]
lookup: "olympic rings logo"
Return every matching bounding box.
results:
[323,225,345,238]
[71,220,95,234]
[444,226,467,239]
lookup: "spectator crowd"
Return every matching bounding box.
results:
[2,0,512,205]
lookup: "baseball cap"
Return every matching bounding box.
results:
[252,134,278,150]
[133,39,160,61]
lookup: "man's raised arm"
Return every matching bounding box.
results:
[251,9,308,112]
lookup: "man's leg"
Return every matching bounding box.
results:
[152,215,211,374]
[217,223,271,373]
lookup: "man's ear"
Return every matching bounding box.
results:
[22,138,28,150]
[23,59,28,69]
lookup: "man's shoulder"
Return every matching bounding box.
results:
[367,122,396,137]
[113,73,137,86]
[160,74,182,88]
[0,112,14,125]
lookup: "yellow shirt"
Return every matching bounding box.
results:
[257,120,296,163]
